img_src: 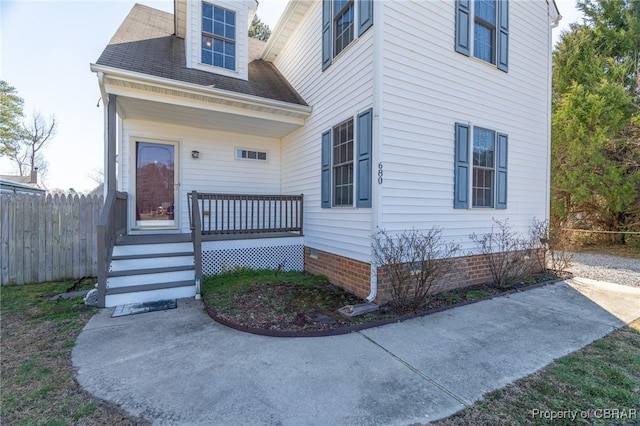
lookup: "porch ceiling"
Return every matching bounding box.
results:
[93,65,312,138]
[115,96,304,138]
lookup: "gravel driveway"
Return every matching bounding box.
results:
[567,252,640,288]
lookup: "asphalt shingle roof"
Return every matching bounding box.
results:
[96,4,307,106]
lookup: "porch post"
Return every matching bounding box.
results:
[106,94,117,193]
[191,191,203,298]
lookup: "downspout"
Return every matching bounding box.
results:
[546,6,561,223]
[367,1,384,302]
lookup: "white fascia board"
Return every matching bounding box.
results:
[548,0,562,26]
[89,63,312,117]
[261,0,311,62]
[105,83,307,126]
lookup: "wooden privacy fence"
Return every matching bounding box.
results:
[0,193,104,285]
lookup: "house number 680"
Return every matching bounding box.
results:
[377,163,383,184]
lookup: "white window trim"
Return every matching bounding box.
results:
[330,116,356,208]
[234,147,269,162]
[469,126,496,208]
[199,2,236,72]
[327,0,364,66]
[187,0,247,80]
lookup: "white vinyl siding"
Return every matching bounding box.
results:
[274,1,375,263]
[378,1,551,252]
[120,119,282,233]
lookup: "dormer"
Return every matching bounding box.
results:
[175,0,257,81]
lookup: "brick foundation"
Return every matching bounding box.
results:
[304,247,372,300]
[304,247,501,304]
[375,253,495,303]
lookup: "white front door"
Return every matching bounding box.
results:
[133,140,179,230]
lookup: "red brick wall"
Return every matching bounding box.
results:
[305,247,498,304]
[304,247,372,299]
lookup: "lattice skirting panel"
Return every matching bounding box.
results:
[202,237,304,275]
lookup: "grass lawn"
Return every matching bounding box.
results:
[0,280,147,426]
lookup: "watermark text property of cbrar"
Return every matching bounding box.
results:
[531,408,637,421]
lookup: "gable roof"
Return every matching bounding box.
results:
[0,177,46,194]
[96,4,306,106]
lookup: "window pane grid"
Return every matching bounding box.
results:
[237,149,267,161]
[202,3,235,70]
[332,119,354,206]
[334,1,354,56]
[473,127,496,208]
[473,0,496,64]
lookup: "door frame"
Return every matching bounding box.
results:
[128,137,181,234]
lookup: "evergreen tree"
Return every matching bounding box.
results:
[0,80,25,157]
[249,15,271,41]
[551,0,640,242]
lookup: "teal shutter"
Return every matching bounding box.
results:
[358,0,373,36]
[356,109,373,208]
[455,0,470,56]
[321,130,331,208]
[497,0,509,72]
[322,0,332,70]
[454,123,470,209]
[496,132,508,209]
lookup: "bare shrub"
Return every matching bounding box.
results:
[373,227,460,312]
[470,218,538,289]
[529,218,574,273]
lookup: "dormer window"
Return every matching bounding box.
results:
[201,3,236,71]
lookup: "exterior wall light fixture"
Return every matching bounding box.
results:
[191,150,200,159]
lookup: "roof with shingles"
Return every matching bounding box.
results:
[95,4,307,106]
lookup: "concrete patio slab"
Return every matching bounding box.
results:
[566,277,640,324]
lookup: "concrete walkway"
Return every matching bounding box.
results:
[72,280,640,426]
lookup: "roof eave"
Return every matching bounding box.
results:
[548,0,562,27]
[90,63,312,117]
[261,0,312,62]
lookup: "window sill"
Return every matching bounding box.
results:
[191,61,244,80]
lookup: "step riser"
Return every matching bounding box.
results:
[105,286,196,308]
[113,242,193,257]
[107,270,195,289]
[110,256,195,272]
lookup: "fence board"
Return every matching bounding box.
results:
[44,194,53,282]
[51,195,61,281]
[15,195,24,285]
[0,193,104,285]
[37,195,46,282]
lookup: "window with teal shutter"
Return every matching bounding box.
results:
[358,0,373,36]
[454,123,470,209]
[322,110,374,209]
[322,0,332,70]
[497,0,509,72]
[455,0,471,55]
[321,131,331,208]
[454,123,508,209]
[496,133,508,208]
[322,0,373,71]
[455,0,508,72]
[356,109,372,208]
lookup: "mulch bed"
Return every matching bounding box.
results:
[205,272,570,337]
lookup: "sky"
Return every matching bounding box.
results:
[1,0,582,193]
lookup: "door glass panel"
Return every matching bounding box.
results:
[136,142,175,227]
